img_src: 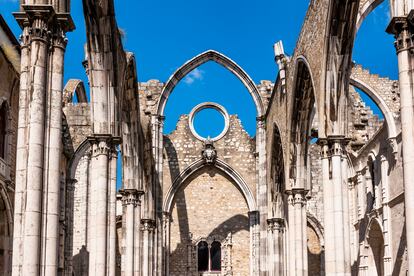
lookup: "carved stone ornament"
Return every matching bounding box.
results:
[202,138,217,164]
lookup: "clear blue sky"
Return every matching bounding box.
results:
[0,0,398,188]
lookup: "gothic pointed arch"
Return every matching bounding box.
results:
[270,123,285,218]
[156,50,264,117]
[350,76,398,139]
[289,57,316,189]
[163,158,257,213]
[356,0,385,30]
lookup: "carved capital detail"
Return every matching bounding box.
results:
[141,219,156,232]
[119,189,144,207]
[267,218,285,233]
[88,135,121,158]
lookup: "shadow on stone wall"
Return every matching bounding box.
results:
[72,245,89,276]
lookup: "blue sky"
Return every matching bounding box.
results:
[0,0,398,188]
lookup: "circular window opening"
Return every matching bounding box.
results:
[193,108,225,139]
[189,102,230,142]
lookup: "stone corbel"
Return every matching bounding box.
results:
[387,137,398,159]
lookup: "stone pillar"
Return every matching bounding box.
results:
[256,117,267,275]
[87,135,121,275]
[248,211,260,276]
[286,192,295,276]
[11,5,74,276]
[142,219,156,276]
[267,218,285,276]
[319,136,351,275]
[380,155,393,276]
[108,148,118,276]
[42,24,68,276]
[292,189,307,276]
[120,189,143,276]
[387,15,414,273]
[11,19,31,276]
[162,212,171,276]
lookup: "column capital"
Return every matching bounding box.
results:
[141,218,156,232]
[87,134,122,157]
[386,14,414,53]
[256,116,266,129]
[267,218,285,232]
[119,189,144,207]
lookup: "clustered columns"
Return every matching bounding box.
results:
[286,188,307,276]
[87,135,121,276]
[267,218,285,276]
[319,136,351,275]
[387,9,414,273]
[120,189,144,276]
[11,4,73,276]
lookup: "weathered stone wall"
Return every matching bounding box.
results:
[169,167,250,276]
[164,113,256,275]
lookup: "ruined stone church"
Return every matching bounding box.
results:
[0,0,414,275]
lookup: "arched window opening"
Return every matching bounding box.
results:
[366,157,376,212]
[197,240,222,272]
[0,103,8,159]
[210,241,221,271]
[197,241,209,271]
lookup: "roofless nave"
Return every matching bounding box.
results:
[0,0,413,275]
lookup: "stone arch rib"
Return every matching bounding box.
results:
[356,0,384,30]
[63,79,88,105]
[156,50,264,117]
[163,158,257,213]
[350,76,397,139]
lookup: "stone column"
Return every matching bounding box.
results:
[87,135,121,275]
[292,189,307,276]
[319,136,351,275]
[319,140,335,274]
[120,189,143,276]
[248,211,260,276]
[286,192,295,276]
[11,19,30,276]
[267,218,285,276]
[387,15,414,273]
[142,219,156,276]
[256,117,267,275]
[380,155,393,276]
[162,212,171,276]
[41,25,68,276]
[12,5,74,275]
[108,148,118,276]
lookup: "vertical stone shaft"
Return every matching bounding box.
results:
[256,117,267,275]
[134,199,142,275]
[292,189,306,276]
[42,30,66,276]
[108,150,118,276]
[12,24,30,276]
[162,212,171,276]
[381,156,393,275]
[123,192,135,276]
[22,17,49,275]
[331,141,346,273]
[394,24,414,274]
[320,140,335,275]
[88,138,110,275]
[141,219,155,276]
[287,194,295,276]
[341,153,351,274]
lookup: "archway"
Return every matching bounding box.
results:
[156,50,264,117]
[366,219,385,276]
[167,164,253,276]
